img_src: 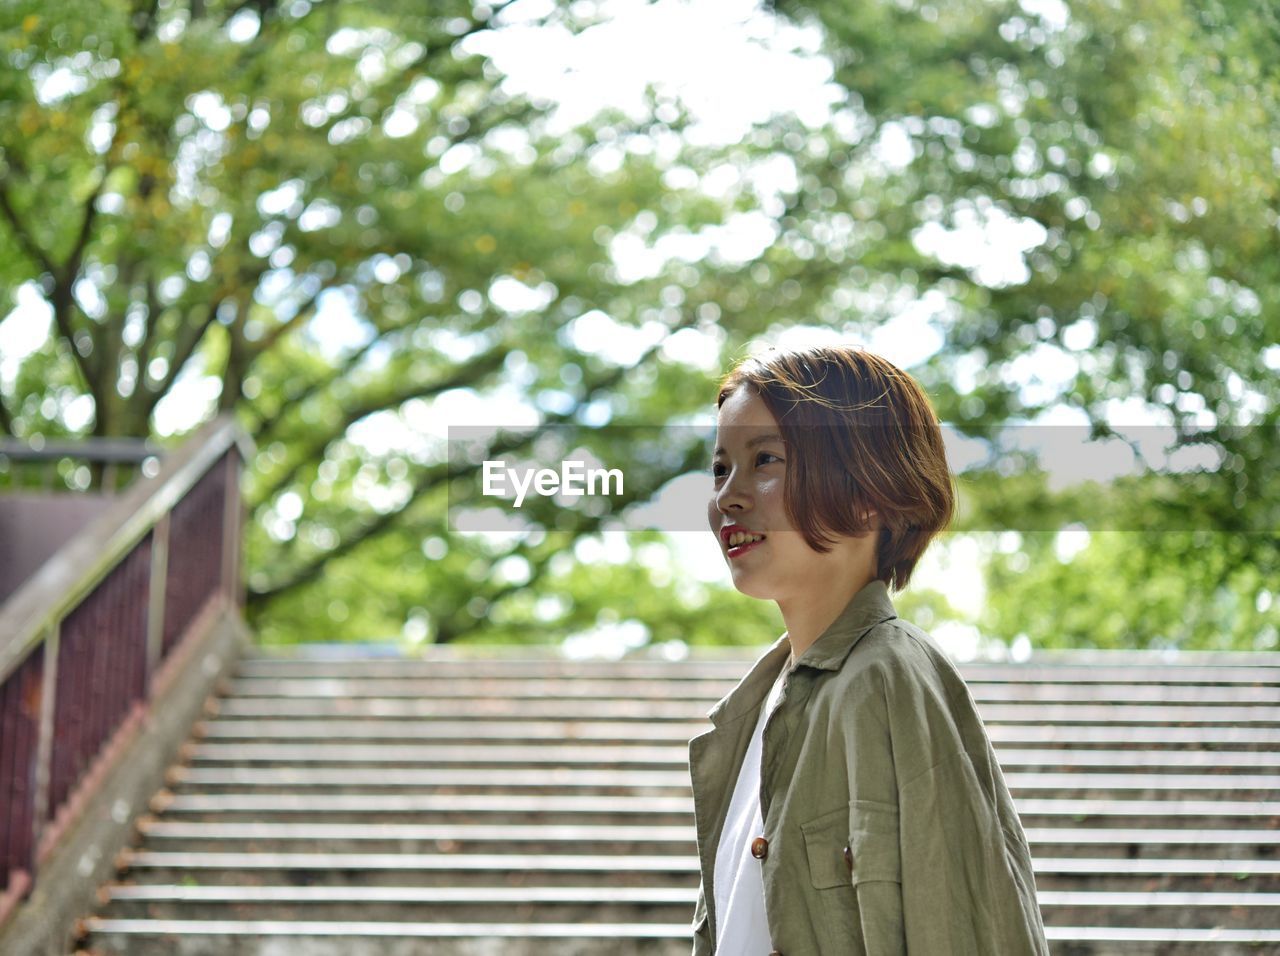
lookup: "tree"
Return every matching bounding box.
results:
[0,0,827,646]
[5,0,1275,652]
[758,0,1279,649]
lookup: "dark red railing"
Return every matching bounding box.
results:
[0,414,249,926]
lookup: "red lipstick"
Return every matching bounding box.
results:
[720,523,767,558]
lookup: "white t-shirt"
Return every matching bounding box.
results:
[713,662,789,953]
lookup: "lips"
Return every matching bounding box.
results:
[721,524,767,556]
[726,536,766,559]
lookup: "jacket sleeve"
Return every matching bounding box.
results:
[690,880,712,956]
[844,644,1049,956]
[895,748,1050,955]
[845,796,907,953]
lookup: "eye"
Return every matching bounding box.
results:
[710,452,782,479]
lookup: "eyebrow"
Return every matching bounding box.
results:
[712,432,784,457]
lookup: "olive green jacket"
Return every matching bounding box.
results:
[688,579,1049,955]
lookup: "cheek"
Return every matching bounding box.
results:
[756,477,788,527]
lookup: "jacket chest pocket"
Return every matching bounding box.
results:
[801,800,902,889]
[801,806,854,889]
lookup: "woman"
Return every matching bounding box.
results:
[689,344,1049,954]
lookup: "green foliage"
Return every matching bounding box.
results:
[0,0,794,648]
[2,0,1275,652]
[764,0,1279,650]
[985,529,1276,651]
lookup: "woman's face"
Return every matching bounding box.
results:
[707,387,874,604]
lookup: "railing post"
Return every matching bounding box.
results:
[146,516,170,694]
[221,449,242,609]
[31,623,58,876]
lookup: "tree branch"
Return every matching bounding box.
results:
[249,345,509,508]
[139,300,223,418]
[252,275,344,358]
[132,0,164,42]
[246,310,424,443]
[65,179,106,283]
[134,271,163,382]
[1,153,112,430]
[139,257,263,419]
[0,181,58,277]
[247,308,700,606]
[0,388,14,436]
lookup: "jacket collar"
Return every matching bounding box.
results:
[705,578,898,727]
[795,577,899,671]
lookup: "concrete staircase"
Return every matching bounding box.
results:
[73,645,1280,955]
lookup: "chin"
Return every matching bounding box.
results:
[729,574,775,601]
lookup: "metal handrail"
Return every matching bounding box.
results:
[0,415,253,686]
[0,435,165,464]
[0,411,256,934]
[0,434,169,493]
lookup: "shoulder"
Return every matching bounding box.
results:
[822,617,987,776]
[829,615,961,698]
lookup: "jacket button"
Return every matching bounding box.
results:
[843,844,853,871]
[751,836,769,860]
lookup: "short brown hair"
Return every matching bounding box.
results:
[716,344,955,591]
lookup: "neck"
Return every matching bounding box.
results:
[781,569,877,665]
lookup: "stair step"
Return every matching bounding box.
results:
[177,742,1280,783]
[198,719,707,742]
[194,711,1280,747]
[180,740,1280,786]
[222,683,1277,725]
[86,892,1280,932]
[210,697,1280,742]
[128,820,1280,860]
[235,654,1280,684]
[78,918,694,956]
[186,741,690,766]
[1023,827,1280,859]
[104,884,697,903]
[90,888,1280,931]
[222,676,1280,704]
[151,790,1280,830]
[134,820,696,854]
[214,697,711,720]
[112,849,1280,892]
[113,850,701,889]
[1048,926,1280,945]
[226,677,733,700]
[75,917,1280,953]
[96,887,693,925]
[192,722,1280,769]
[119,850,700,872]
[98,883,1280,909]
[169,765,693,791]
[156,791,695,817]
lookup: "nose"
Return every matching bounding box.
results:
[711,463,750,516]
